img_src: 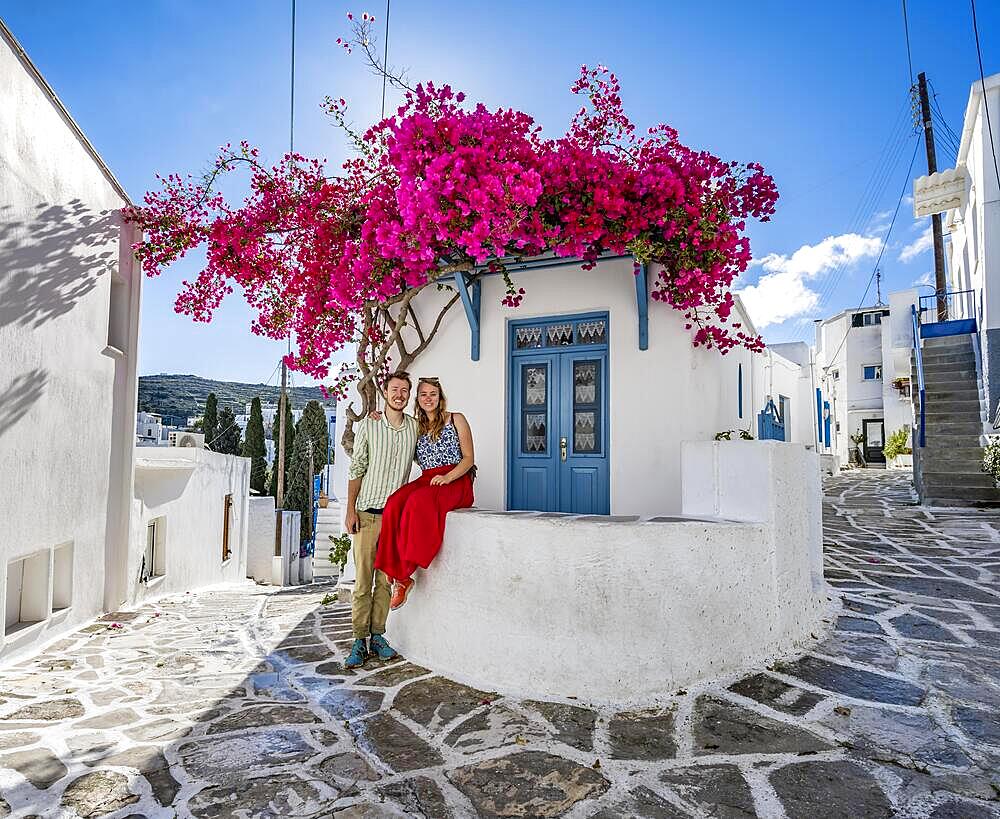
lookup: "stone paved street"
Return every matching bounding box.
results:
[2,471,1000,818]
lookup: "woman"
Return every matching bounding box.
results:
[375,377,475,609]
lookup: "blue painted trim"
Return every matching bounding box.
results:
[823,401,831,447]
[815,387,822,442]
[509,311,609,358]
[911,305,926,448]
[453,272,481,361]
[920,318,977,338]
[738,363,744,419]
[635,263,649,351]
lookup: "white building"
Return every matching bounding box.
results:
[1,21,255,662]
[813,290,918,467]
[913,71,1000,419]
[136,411,168,446]
[335,255,818,516]
[1,21,141,659]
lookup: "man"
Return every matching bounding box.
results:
[343,371,419,668]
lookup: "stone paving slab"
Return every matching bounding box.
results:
[0,472,999,816]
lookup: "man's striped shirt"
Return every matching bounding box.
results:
[348,415,419,511]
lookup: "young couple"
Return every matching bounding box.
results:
[343,371,475,669]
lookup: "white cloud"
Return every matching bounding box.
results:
[737,233,882,328]
[913,271,934,287]
[899,227,933,262]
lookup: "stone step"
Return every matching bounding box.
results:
[924,387,982,400]
[920,448,987,463]
[924,420,984,435]
[922,366,977,380]
[922,471,995,488]
[922,353,976,367]
[922,496,1000,508]
[923,399,983,416]
[921,482,1000,499]
[923,335,974,350]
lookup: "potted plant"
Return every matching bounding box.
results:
[849,432,865,466]
[883,426,913,469]
[892,377,911,398]
[983,436,1000,487]
[318,490,329,509]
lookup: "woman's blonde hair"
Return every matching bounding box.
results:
[415,377,448,440]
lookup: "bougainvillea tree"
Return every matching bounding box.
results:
[124,13,777,451]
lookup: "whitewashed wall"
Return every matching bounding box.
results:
[127,448,250,605]
[334,256,811,516]
[0,26,140,661]
[247,496,276,583]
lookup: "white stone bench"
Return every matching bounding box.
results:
[387,441,829,705]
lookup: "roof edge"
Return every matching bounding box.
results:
[0,17,133,206]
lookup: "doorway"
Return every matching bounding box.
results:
[508,314,610,514]
[863,418,886,464]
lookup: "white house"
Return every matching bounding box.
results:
[913,71,1000,420]
[812,290,918,467]
[0,21,258,662]
[329,254,827,700]
[334,255,818,517]
[0,21,141,659]
[136,410,167,446]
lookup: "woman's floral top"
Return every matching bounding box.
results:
[416,421,463,469]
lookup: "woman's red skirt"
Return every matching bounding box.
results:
[374,465,474,582]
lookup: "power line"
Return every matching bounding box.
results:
[380,0,390,119]
[289,0,296,154]
[902,0,914,87]
[971,0,1000,192]
[821,138,922,373]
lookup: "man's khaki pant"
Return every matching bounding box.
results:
[352,511,392,639]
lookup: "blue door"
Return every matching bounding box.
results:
[509,314,610,514]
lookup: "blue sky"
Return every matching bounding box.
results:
[4,1,997,386]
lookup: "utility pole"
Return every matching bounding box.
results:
[276,360,288,508]
[917,72,948,320]
[274,358,288,560]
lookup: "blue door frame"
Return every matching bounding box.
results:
[508,313,610,514]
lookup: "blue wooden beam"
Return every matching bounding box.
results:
[635,262,649,351]
[454,272,481,361]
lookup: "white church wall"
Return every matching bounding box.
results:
[0,25,140,661]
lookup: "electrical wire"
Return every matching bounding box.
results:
[790,98,914,340]
[821,138,922,373]
[971,0,1000,192]
[902,0,914,88]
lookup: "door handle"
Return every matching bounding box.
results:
[560,437,567,462]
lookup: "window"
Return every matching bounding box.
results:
[738,363,744,419]
[831,370,840,381]
[851,311,889,328]
[141,518,166,583]
[222,494,233,562]
[107,274,129,352]
[863,365,882,381]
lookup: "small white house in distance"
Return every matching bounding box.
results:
[337,255,817,516]
[813,289,918,466]
[128,447,251,605]
[0,21,141,660]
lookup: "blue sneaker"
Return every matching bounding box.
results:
[369,633,398,661]
[345,638,368,669]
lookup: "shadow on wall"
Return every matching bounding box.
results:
[0,200,119,330]
[0,368,48,438]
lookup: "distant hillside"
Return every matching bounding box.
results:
[138,373,334,423]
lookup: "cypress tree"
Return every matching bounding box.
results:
[268,400,295,499]
[203,393,218,449]
[300,400,330,475]
[215,406,242,455]
[284,420,314,545]
[242,397,267,494]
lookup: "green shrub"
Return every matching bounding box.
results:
[328,532,352,572]
[883,426,912,460]
[714,429,754,441]
[983,437,1000,486]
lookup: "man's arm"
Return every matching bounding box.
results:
[345,421,369,534]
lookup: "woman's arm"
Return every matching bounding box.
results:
[431,412,475,485]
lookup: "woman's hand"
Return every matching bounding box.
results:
[429,474,452,486]
[368,410,383,421]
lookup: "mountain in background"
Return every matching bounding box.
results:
[138,373,334,424]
